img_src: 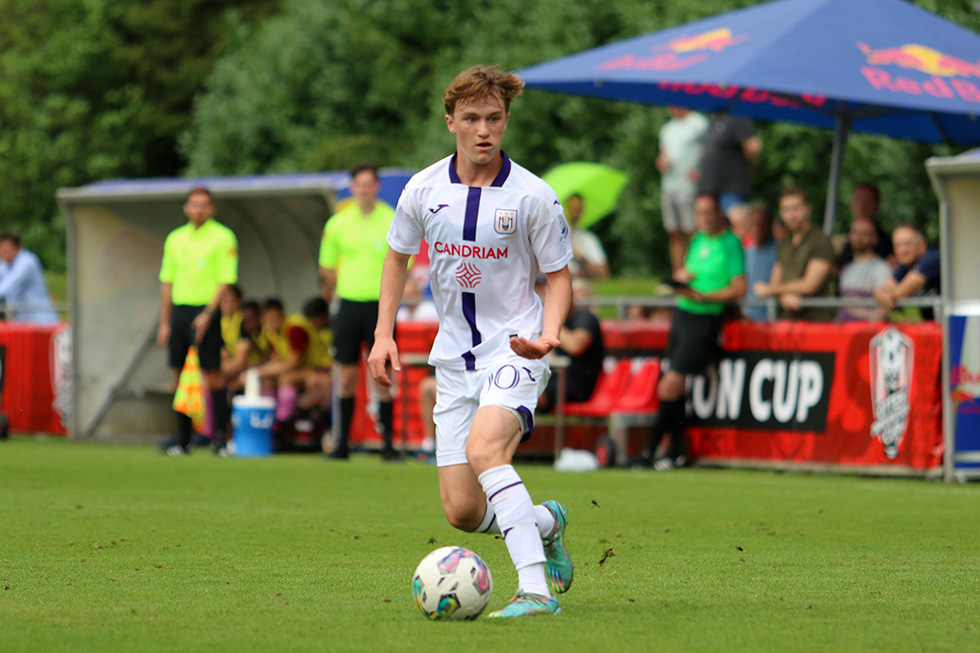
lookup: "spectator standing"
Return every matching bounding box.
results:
[837,183,895,270]
[566,194,610,280]
[537,278,605,411]
[753,187,835,322]
[0,233,59,324]
[696,114,762,215]
[157,187,238,456]
[657,107,708,272]
[319,163,398,460]
[873,224,941,320]
[636,193,746,470]
[836,219,892,322]
[742,203,778,322]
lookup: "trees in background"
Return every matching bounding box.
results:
[0,0,278,271]
[1,0,974,275]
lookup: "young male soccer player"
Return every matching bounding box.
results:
[368,65,574,618]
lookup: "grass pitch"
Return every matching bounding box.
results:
[1,437,978,652]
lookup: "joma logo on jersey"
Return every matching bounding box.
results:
[494,209,518,234]
[434,242,509,259]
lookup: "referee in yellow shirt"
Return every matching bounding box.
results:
[157,187,239,456]
[319,163,396,460]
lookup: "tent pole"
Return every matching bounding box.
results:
[823,114,851,236]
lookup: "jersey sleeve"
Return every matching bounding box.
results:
[318,218,338,269]
[528,195,574,273]
[386,189,425,256]
[812,233,835,264]
[219,229,238,284]
[159,232,176,283]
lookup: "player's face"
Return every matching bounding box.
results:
[262,308,284,334]
[892,227,925,267]
[242,307,261,335]
[184,192,214,227]
[778,194,810,234]
[220,292,241,316]
[350,170,379,205]
[446,95,509,167]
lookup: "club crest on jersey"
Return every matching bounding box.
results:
[456,262,482,289]
[494,209,518,234]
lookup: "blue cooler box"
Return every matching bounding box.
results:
[231,396,276,457]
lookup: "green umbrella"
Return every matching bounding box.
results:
[542,162,630,229]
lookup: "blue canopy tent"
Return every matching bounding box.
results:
[57,169,412,440]
[517,0,980,232]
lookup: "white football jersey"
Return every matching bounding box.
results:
[387,153,573,370]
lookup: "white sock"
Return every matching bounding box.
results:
[478,464,551,598]
[476,501,555,539]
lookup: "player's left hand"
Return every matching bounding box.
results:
[510,335,560,360]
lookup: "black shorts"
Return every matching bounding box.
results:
[332,299,381,365]
[169,304,224,371]
[665,309,723,376]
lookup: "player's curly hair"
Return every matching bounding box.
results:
[443,65,525,115]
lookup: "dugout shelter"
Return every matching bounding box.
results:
[57,170,411,441]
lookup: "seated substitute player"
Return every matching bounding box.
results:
[255,298,332,425]
[368,65,575,619]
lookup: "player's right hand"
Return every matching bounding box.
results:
[367,337,401,388]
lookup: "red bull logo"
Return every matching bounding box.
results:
[661,28,748,54]
[599,27,747,73]
[858,42,980,104]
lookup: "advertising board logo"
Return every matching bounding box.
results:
[869,327,913,459]
[599,26,747,73]
[688,351,835,432]
[951,314,980,405]
[858,42,980,103]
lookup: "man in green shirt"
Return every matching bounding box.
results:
[753,186,835,321]
[319,163,397,460]
[158,187,239,456]
[637,193,746,470]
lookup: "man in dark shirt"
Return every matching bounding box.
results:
[696,114,762,214]
[537,278,604,411]
[872,224,941,320]
[836,183,895,270]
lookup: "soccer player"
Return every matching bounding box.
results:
[368,65,574,618]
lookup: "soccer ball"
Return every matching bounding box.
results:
[411,546,494,620]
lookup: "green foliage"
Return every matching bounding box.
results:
[0,0,278,271]
[2,438,980,651]
[2,0,976,274]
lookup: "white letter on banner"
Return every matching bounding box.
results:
[716,358,746,420]
[772,360,800,423]
[750,359,773,422]
[692,368,716,419]
[796,361,823,423]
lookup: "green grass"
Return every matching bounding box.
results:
[1,438,978,652]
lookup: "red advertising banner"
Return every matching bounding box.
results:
[687,321,943,471]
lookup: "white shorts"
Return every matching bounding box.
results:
[433,355,550,468]
[661,190,696,234]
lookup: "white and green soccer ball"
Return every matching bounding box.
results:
[411,546,494,620]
